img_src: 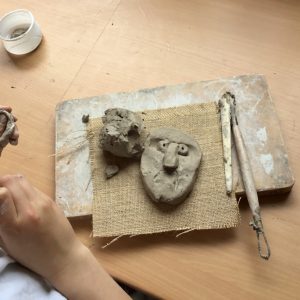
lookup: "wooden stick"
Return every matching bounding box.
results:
[219,93,232,194]
[228,93,271,260]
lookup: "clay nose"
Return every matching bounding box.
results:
[163,143,179,172]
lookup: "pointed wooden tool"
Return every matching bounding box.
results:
[225,92,271,260]
[219,93,233,194]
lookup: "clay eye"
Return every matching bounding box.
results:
[158,139,169,152]
[178,144,189,156]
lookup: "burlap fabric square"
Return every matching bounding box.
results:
[87,103,240,237]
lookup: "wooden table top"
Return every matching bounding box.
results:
[0,1,299,299]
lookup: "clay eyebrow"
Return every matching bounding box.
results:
[151,138,194,147]
[149,137,168,144]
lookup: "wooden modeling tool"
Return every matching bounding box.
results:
[219,94,232,194]
[224,92,271,260]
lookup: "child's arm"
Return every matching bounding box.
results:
[0,174,130,300]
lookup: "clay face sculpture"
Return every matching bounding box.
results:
[140,128,202,205]
[99,108,145,158]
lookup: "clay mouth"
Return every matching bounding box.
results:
[153,170,180,191]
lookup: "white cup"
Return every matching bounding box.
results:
[0,9,42,55]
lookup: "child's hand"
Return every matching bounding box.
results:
[0,175,129,300]
[0,106,13,114]
[0,174,82,280]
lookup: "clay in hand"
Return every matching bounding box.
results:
[0,107,19,155]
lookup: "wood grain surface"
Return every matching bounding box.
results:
[0,1,299,299]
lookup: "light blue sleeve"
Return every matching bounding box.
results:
[0,249,66,300]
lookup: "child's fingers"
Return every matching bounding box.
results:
[0,175,31,216]
[0,187,18,226]
[0,106,17,121]
[9,125,19,145]
[0,106,12,113]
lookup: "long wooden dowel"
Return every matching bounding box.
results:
[219,93,232,194]
[228,93,271,260]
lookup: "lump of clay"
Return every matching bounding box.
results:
[0,110,19,156]
[105,164,119,179]
[140,128,202,205]
[99,108,145,158]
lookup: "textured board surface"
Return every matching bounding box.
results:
[55,74,294,217]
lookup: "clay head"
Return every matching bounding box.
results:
[140,128,201,205]
[99,108,145,158]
